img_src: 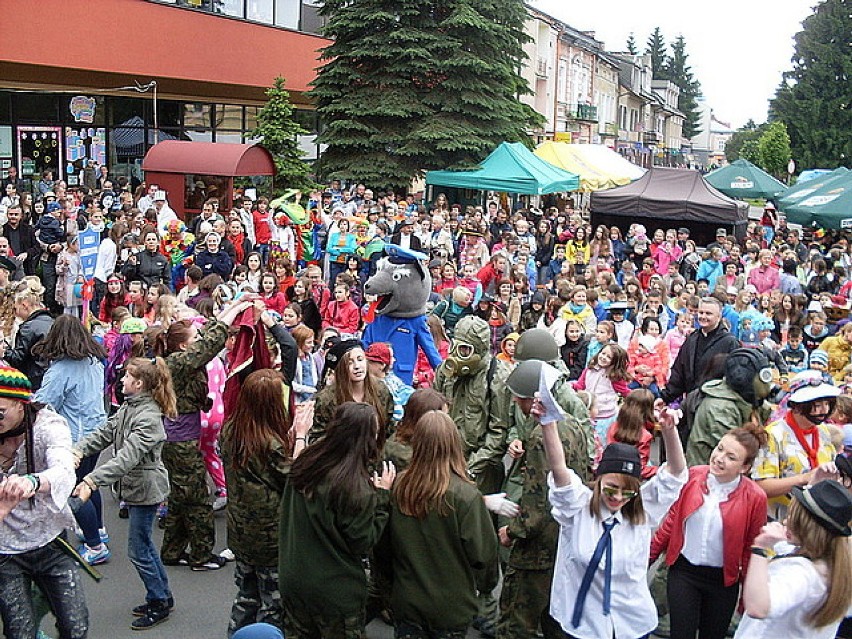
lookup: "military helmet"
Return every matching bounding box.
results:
[515,328,559,362]
[506,360,544,398]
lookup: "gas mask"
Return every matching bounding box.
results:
[752,366,775,402]
[444,340,482,377]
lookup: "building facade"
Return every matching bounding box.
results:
[0,0,329,191]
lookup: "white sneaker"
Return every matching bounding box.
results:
[219,548,235,562]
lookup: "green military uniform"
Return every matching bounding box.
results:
[160,319,227,567]
[310,382,394,444]
[383,475,499,637]
[498,414,591,639]
[220,423,291,635]
[279,479,390,639]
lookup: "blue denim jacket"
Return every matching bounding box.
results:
[34,357,107,443]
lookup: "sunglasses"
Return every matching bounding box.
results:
[601,485,638,500]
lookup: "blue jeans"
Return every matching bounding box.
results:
[128,505,171,603]
[74,454,103,547]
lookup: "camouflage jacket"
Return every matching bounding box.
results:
[167,319,227,416]
[220,422,291,567]
[433,359,494,457]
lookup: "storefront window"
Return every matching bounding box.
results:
[0,93,11,124]
[215,105,243,130]
[109,97,147,127]
[157,101,182,128]
[246,0,273,23]
[185,174,229,210]
[215,132,243,145]
[185,129,213,142]
[184,103,212,129]
[13,94,60,123]
[274,0,299,28]
[216,0,244,17]
[65,95,105,126]
[244,107,260,133]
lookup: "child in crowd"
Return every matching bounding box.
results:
[548,245,566,288]
[808,350,834,384]
[292,325,319,403]
[560,320,589,381]
[496,332,518,368]
[780,326,809,373]
[739,317,759,347]
[606,388,657,479]
[663,312,693,363]
[322,284,360,336]
[573,343,631,447]
[802,311,829,352]
[586,320,615,365]
[628,335,666,397]
[56,235,83,317]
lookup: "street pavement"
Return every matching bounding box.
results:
[43,487,485,638]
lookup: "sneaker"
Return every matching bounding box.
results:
[190,555,227,571]
[132,596,174,617]
[99,527,110,544]
[130,599,170,630]
[212,494,228,512]
[219,548,235,562]
[78,544,110,565]
[161,552,189,567]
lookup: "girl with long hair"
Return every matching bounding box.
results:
[221,369,313,636]
[566,226,590,278]
[536,392,687,639]
[141,283,169,324]
[292,325,319,404]
[735,479,851,638]
[606,389,657,479]
[589,224,613,271]
[244,252,263,291]
[279,402,396,638]
[384,388,449,470]
[33,316,109,564]
[99,273,130,323]
[73,357,177,630]
[311,340,394,444]
[652,425,769,639]
[259,272,287,315]
[153,299,249,571]
[572,344,631,449]
[387,411,499,637]
[286,277,321,337]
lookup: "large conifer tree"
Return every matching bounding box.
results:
[770,0,851,169]
[311,0,542,189]
[645,27,668,78]
[664,35,702,140]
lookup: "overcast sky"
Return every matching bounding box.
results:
[529,0,817,129]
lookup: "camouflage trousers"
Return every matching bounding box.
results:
[284,599,365,639]
[160,439,215,566]
[394,620,468,638]
[497,565,553,639]
[227,560,283,638]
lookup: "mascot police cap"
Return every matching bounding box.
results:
[363,244,431,319]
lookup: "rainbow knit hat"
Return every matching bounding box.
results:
[0,365,32,403]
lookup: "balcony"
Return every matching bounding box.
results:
[568,103,598,122]
[535,57,548,77]
[643,130,661,144]
[600,122,618,137]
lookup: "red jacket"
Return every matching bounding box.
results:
[322,299,360,334]
[650,466,767,587]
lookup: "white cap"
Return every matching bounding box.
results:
[153,190,167,202]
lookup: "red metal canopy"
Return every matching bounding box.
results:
[142,141,275,177]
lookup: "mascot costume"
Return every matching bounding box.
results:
[362,244,442,385]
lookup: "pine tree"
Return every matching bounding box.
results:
[770,0,851,169]
[626,32,638,55]
[757,121,792,179]
[645,27,668,79]
[725,120,764,163]
[664,35,702,140]
[251,77,317,194]
[310,0,543,190]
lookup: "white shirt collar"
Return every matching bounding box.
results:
[707,473,741,498]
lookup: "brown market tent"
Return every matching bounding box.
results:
[590,166,749,246]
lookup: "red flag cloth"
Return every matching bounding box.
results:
[223,308,272,420]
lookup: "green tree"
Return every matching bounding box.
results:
[739,139,762,166]
[757,121,792,179]
[626,32,638,55]
[769,0,851,169]
[664,35,702,140]
[310,0,543,190]
[251,77,317,194]
[645,27,668,78]
[725,119,765,163]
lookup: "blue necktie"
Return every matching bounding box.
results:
[572,518,619,628]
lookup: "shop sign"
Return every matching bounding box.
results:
[70,96,97,124]
[730,176,754,189]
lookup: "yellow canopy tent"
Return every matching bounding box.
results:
[535,142,645,191]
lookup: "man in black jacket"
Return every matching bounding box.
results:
[658,297,739,406]
[2,205,40,276]
[390,219,422,251]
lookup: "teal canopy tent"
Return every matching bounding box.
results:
[783,171,852,229]
[704,158,786,200]
[425,142,580,194]
[777,166,849,210]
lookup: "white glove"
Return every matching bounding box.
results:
[483,493,520,518]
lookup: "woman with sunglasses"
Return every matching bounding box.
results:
[537,396,687,639]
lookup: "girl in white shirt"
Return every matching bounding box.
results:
[536,398,688,639]
[736,478,852,639]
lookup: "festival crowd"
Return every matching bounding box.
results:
[0,170,849,639]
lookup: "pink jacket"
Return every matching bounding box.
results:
[747,265,780,294]
[573,367,630,418]
[654,242,683,275]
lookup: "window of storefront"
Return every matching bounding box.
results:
[145,0,324,35]
[246,0,273,24]
[274,0,299,28]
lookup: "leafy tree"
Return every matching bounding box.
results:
[645,27,668,79]
[740,139,762,166]
[626,32,638,55]
[769,0,851,169]
[664,35,702,140]
[725,119,765,163]
[757,121,792,179]
[310,0,543,190]
[251,77,317,194]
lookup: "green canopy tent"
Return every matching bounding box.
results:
[425,142,580,194]
[783,171,852,229]
[704,158,786,200]
[777,166,849,210]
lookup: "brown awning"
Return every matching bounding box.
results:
[142,140,275,177]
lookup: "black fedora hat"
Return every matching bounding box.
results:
[792,480,852,537]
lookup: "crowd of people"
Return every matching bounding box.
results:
[0,170,849,639]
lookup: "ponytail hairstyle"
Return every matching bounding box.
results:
[152,319,195,357]
[394,411,470,519]
[125,357,177,418]
[785,497,852,627]
[612,389,655,446]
